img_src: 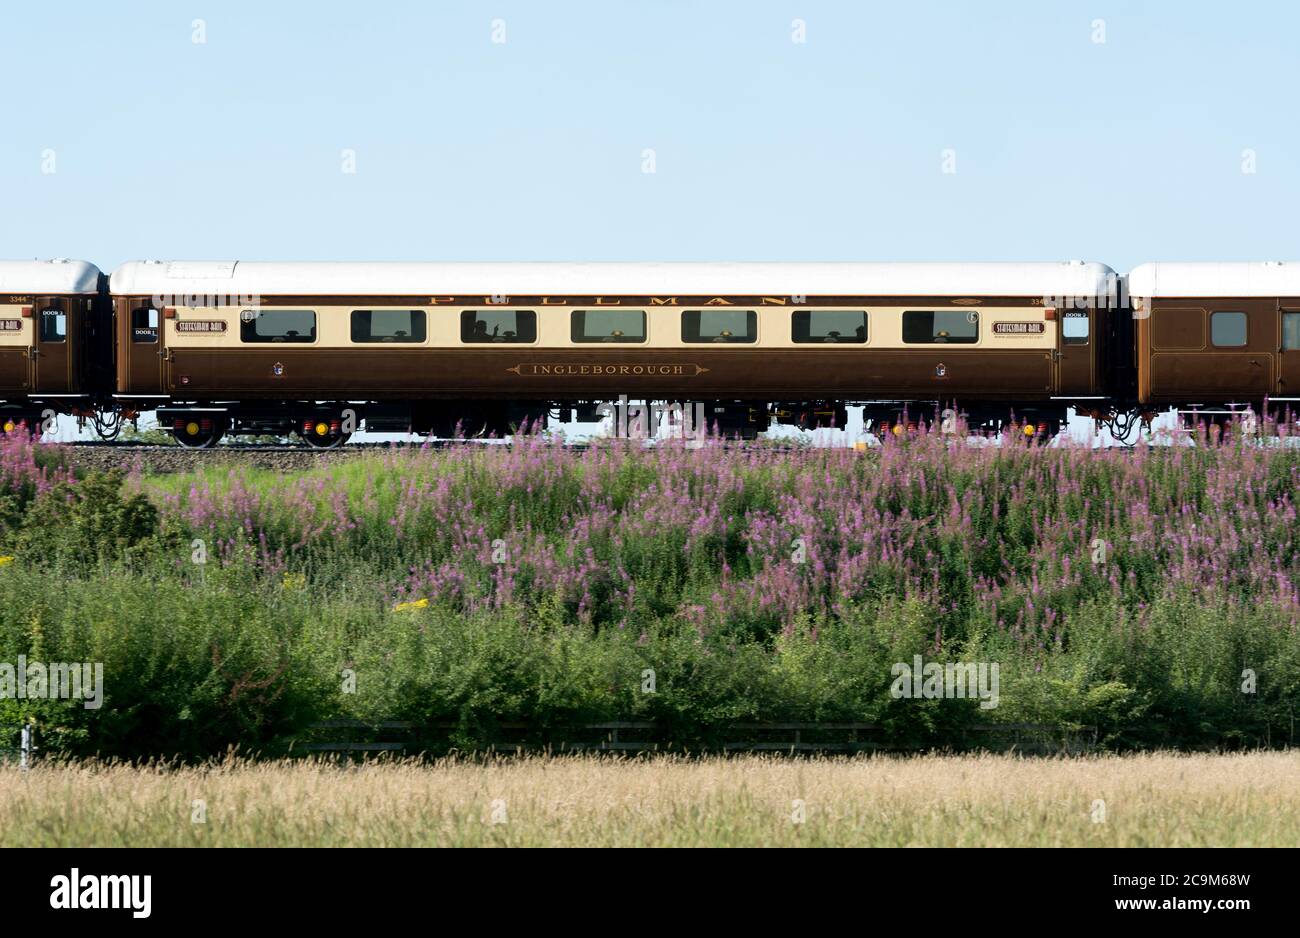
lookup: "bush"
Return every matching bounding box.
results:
[0,434,1295,758]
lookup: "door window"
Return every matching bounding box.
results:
[1061,312,1090,345]
[132,307,160,343]
[39,308,66,343]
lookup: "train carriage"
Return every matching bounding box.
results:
[0,259,107,433]
[1128,262,1300,427]
[109,260,1118,446]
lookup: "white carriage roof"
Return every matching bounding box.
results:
[0,259,101,295]
[1128,262,1300,297]
[110,261,1116,298]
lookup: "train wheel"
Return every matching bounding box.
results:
[172,418,224,449]
[300,417,351,449]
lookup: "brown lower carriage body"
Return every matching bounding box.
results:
[1137,296,1300,407]
[148,346,1076,442]
[157,347,1058,400]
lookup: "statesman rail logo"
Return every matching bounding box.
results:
[50,869,151,918]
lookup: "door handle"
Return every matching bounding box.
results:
[27,347,39,360]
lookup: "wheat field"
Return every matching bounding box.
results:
[2,751,1297,847]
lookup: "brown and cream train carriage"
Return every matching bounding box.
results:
[108,260,1119,446]
[0,259,109,434]
[1127,263,1300,430]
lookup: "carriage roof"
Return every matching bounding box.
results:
[1128,262,1300,297]
[0,259,101,295]
[110,260,1116,299]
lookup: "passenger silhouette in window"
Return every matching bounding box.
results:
[471,320,490,342]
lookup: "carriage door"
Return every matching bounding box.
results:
[33,300,70,393]
[1277,306,1300,399]
[126,301,164,393]
[1055,308,1093,395]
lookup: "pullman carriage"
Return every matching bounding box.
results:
[109,260,1118,446]
[0,259,108,434]
[1128,262,1300,428]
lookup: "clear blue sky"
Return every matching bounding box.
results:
[3,0,1296,274]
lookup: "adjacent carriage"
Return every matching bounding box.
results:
[1128,262,1300,427]
[0,259,109,433]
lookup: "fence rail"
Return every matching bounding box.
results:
[294,720,1098,757]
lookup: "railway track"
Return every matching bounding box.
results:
[52,436,860,472]
[64,441,468,452]
[54,438,546,473]
[57,437,806,452]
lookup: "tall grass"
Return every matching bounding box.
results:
[2,752,1296,847]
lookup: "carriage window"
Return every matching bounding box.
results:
[902,310,979,344]
[39,308,66,343]
[681,310,757,343]
[240,309,316,343]
[131,307,159,343]
[792,310,867,344]
[1062,312,1090,345]
[1211,311,1247,347]
[571,310,646,343]
[460,310,536,343]
[351,310,426,343]
[1284,312,1300,350]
